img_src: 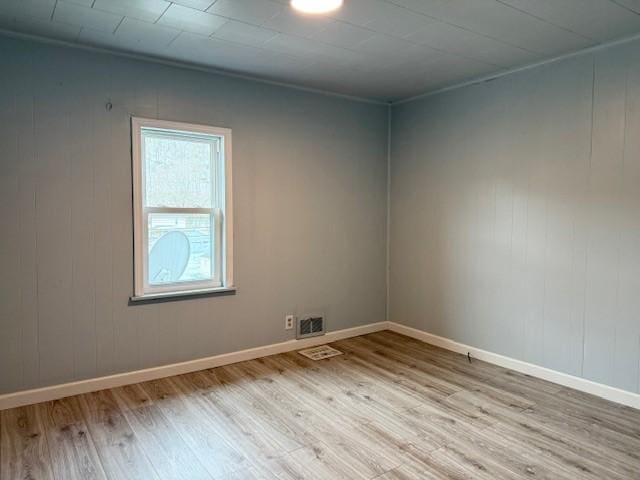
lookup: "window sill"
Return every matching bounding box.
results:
[129,287,236,304]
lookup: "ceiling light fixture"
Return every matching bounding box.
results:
[291,0,343,14]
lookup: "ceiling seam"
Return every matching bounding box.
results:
[154,8,366,61]
[50,0,58,21]
[147,11,500,80]
[381,0,546,56]
[166,29,182,48]
[391,30,640,105]
[294,16,506,71]
[73,0,604,76]
[384,0,596,46]
[164,0,540,67]
[35,0,524,87]
[83,6,343,74]
[176,8,511,73]
[111,16,125,35]
[154,1,172,25]
[492,0,595,42]
[0,28,389,106]
[607,0,640,16]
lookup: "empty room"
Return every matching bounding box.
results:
[2,0,640,478]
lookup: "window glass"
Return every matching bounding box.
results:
[147,213,213,285]
[144,133,214,208]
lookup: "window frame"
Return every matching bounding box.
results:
[131,117,233,300]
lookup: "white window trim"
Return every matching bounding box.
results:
[131,117,234,301]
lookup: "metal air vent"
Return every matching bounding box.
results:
[297,316,325,339]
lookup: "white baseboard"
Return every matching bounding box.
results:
[387,322,640,410]
[0,322,388,411]
[5,320,637,411]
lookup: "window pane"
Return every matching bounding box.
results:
[144,132,214,208]
[147,213,213,285]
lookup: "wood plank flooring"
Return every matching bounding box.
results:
[2,331,640,479]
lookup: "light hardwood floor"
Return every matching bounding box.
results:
[2,331,640,479]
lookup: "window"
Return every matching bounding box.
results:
[131,117,233,300]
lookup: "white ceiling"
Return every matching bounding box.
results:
[1,0,640,102]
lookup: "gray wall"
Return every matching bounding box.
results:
[0,36,388,395]
[390,39,640,394]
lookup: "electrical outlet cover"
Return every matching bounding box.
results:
[285,315,295,330]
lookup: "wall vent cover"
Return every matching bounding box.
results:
[298,345,342,361]
[297,316,325,339]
